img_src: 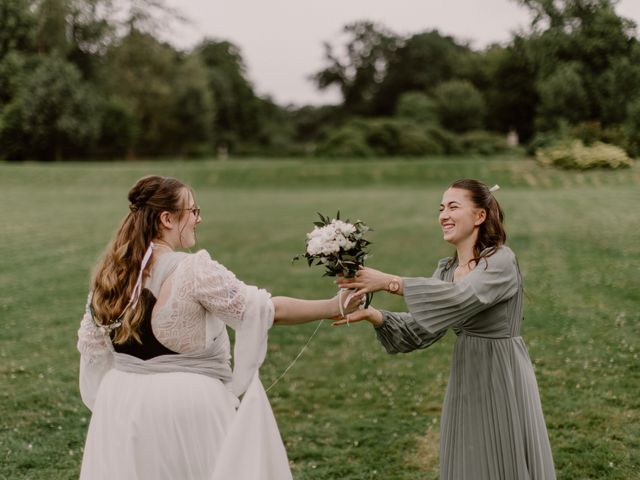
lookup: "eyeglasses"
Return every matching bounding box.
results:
[177,206,201,217]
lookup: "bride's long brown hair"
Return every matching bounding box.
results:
[91,175,188,344]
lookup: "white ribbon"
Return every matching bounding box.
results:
[129,242,155,309]
[337,288,360,325]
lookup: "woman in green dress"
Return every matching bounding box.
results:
[336,179,555,479]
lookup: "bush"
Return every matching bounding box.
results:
[425,126,463,155]
[316,118,445,157]
[315,122,374,157]
[394,91,439,125]
[397,125,444,155]
[458,130,510,155]
[433,80,486,132]
[536,140,633,170]
[316,118,513,158]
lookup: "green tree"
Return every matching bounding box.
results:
[312,21,400,115]
[170,54,216,155]
[483,38,538,141]
[514,0,640,130]
[433,80,486,132]
[34,0,71,55]
[100,29,178,156]
[196,39,263,150]
[0,52,29,105]
[374,30,475,115]
[394,91,439,125]
[597,54,640,124]
[536,62,589,130]
[66,0,117,78]
[0,0,35,60]
[0,55,100,160]
[624,97,640,156]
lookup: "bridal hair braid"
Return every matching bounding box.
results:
[449,178,506,267]
[91,175,188,344]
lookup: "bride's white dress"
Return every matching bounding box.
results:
[77,250,292,480]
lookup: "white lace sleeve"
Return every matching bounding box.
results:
[77,294,112,363]
[77,293,113,410]
[191,250,248,329]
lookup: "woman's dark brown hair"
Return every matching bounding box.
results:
[447,178,506,267]
[90,175,189,344]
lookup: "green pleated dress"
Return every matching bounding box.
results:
[376,246,555,480]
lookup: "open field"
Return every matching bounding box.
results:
[1,157,639,479]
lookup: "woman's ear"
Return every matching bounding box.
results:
[159,211,173,230]
[474,208,487,226]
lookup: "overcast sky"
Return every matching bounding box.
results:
[164,0,640,106]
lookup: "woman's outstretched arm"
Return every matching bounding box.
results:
[272,292,362,325]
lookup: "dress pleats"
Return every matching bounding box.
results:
[376,247,555,479]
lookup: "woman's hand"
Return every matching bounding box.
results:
[335,267,400,296]
[331,307,384,327]
[334,289,364,317]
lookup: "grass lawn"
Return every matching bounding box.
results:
[1,157,639,479]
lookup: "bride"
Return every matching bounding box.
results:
[77,175,361,480]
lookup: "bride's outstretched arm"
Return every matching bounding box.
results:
[272,292,362,325]
[331,307,384,327]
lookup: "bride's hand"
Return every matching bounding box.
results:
[335,267,393,296]
[334,290,364,317]
[331,307,384,327]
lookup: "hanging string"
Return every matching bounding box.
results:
[265,289,362,392]
[265,319,325,393]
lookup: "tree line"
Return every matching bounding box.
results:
[1,0,640,160]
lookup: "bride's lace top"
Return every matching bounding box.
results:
[78,250,249,361]
[151,250,247,353]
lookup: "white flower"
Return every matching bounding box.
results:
[305,221,356,256]
[332,219,356,236]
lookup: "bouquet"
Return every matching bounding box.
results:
[294,211,373,310]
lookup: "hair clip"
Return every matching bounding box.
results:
[489,184,500,193]
[129,204,139,212]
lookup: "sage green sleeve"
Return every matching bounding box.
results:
[403,246,518,334]
[375,310,447,353]
[374,258,451,353]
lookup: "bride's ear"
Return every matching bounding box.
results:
[159,211,174,230]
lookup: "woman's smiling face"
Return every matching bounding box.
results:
[439,188,486,246]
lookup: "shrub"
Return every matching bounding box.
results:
[425,126,463,155]
[317,118,445,157]
[458,130,510,155]
[397,125,444,155]
[536,140,633,170]
[570,122,627,149]
[395,91,439,125]
[433,80,486,132]
[315,122,374,158]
